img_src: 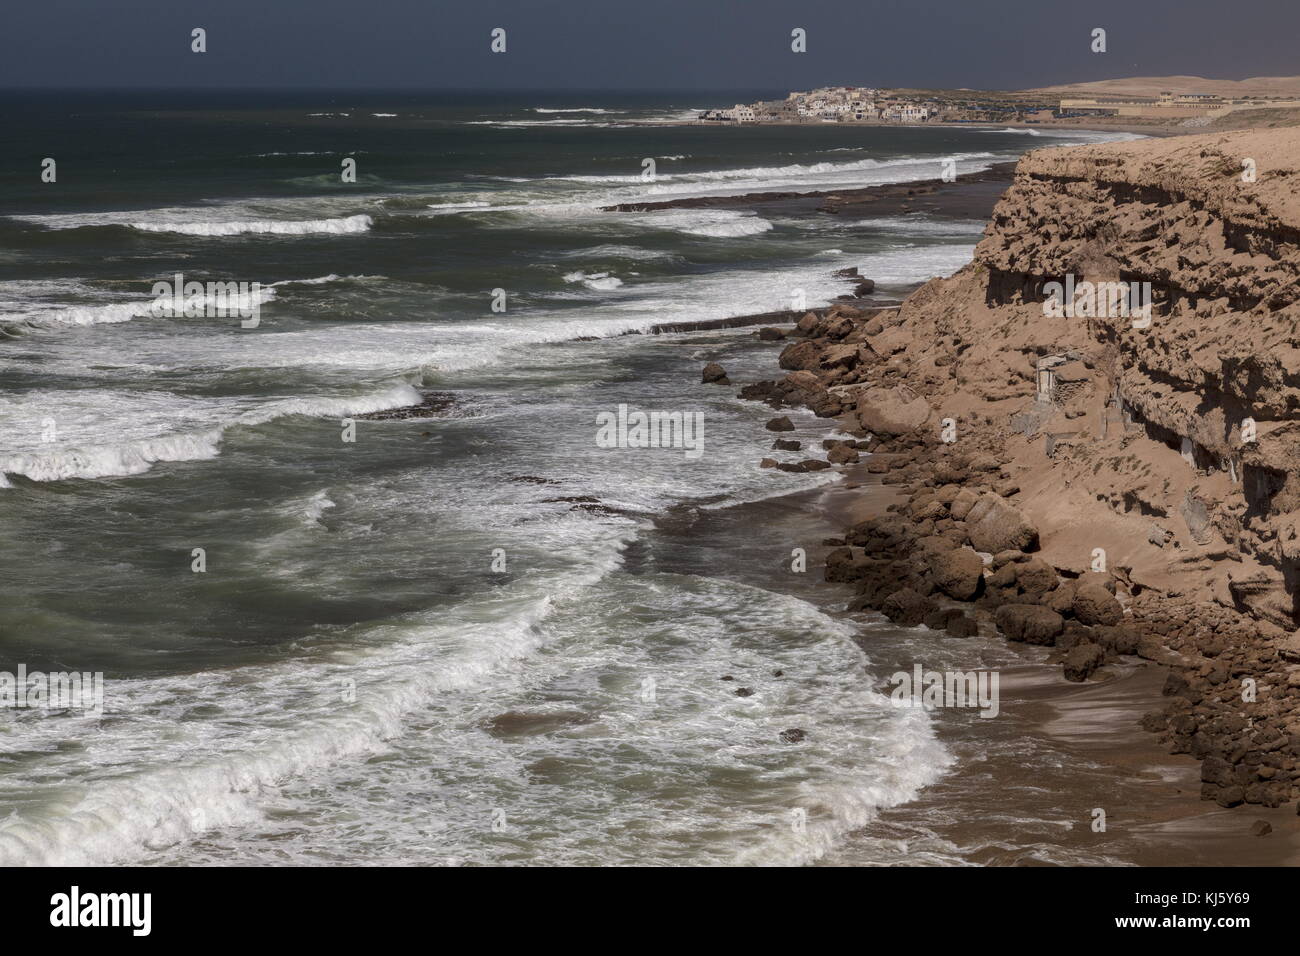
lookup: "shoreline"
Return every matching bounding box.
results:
[628,118,1180,138]
[658,464,1300,864]
[689,326,1300,866]
[788,480,1300,864]
[679,152,1300,863]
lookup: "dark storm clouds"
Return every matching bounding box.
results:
[1,0,1296,90]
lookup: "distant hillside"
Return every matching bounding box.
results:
[1030,75,1300,98]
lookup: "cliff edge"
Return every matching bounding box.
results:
[748,127,1300,811]
[895,128,1300,631]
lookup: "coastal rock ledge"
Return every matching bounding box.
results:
[745,126,1300,813]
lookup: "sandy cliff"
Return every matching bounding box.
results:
[738,127,1300,811]
[920,129,1300,629]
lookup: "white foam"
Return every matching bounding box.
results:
[0,279,278,329]
[268,273,383,287]
[562,270,625,290]
[465,119,634,129]
[130,214,372,237]
[541,151,997,189]
[0,524,638,866]
[558,244,680,262]
[12,201,376,237]
[790,215,989,237]
[450,151,1010,230]
[1,274,380,331]
[425,200,492,212]
[0,383,423,484]
[664,210,774,238]
[286,490,336,527]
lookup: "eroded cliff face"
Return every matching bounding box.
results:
[883,128,1300,633]
[750,129,1300,810]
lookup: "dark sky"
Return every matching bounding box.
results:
[1,0,1296,91]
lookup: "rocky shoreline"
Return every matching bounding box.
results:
[700,129,1300,822]
[714,296,1298,817]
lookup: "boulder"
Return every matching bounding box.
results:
[869,326,911,356]
[988,564,1017,588]
[771,438,801,451]
[1245,784,1288,808]
[912,534,958,557]
[796,311,820,335]
[994,604,1064,645]
[1201,756,1234,787]
[1055,624,1095,652]
[779,340,823,371]
[881,588,933,627]
[782,370,823,393]
[738,381,779,403]
[1015,558,1057,595]
[945,612,979,637]
[1213,786,1245,808]
[923,608,953,631]
[1045,580,1078,615]
[822,316,856,341]
[1073,582,1123,626]
[765,416,795,432]
[809,393,845,418]
[1063,642,1105,682]
[827,444,860,465]
[820,343,864,369]
[856,386,932,437]
[930,548,985,600]
[825,547,870,583]
[702,362,729,385]
[1093,624,1140,655]
[965,494,1039,554]
[949,487,980,520]
[758,326,786,341]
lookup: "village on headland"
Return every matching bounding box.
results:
[698,81,1300,131]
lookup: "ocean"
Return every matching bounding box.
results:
[0,91,1134,865]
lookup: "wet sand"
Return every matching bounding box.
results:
[686,475,1300,866]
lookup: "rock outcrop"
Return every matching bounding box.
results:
[738,127,1300,815]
